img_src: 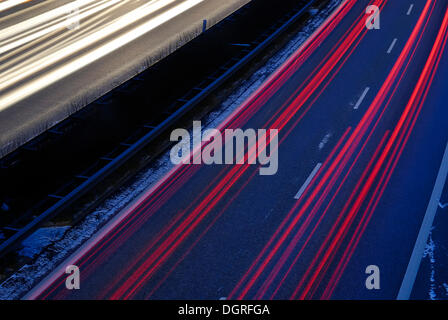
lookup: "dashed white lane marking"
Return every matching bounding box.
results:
[319,132,332,150]
[398,142,448,300]
[387,38,398,54]
[354,87,370,110]
[407,4,414,15]
[439,202,448,209]
[294,163,322,200]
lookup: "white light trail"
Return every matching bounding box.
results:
[0,0,125,55]
[0,0,205,111]
[0,0,30,13]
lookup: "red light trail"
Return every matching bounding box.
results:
[26,0,448,300]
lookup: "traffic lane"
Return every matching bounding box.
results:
[0,0,52,17]
[32,0,382,300]
[0,0,250,158]
[34,0,427,299]
[25,0,360,300]
[218,0,448,300]
[330,84,448,300]
[143,12,437,298]
[222,0,445,300]
[330,4,448,299]
[0,0,209,61]
[0,0,31,14]
[0,0,149,83]
[0,0,250,102]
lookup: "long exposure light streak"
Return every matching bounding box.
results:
[22,0,448,301]
[0,0,204,110]
[0,0,30,12]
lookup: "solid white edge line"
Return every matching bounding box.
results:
[397,141,448,300]
[294,163,322,200]
[353,87,370,110]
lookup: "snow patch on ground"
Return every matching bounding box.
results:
[423,230,437,300]
[423,227,448,300]
[0,0,342,300]
[19,227,70,259]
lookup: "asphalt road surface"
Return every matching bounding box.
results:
[25,0,448,300]
[0,0,249,158]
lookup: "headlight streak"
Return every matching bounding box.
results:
[0,0,31,13]
[0,0,204,111]
[0,1,127,73]
[0,0,173,81]
[0,0,123,53]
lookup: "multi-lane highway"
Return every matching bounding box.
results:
[24,0,448,299]
[0,0,249,158]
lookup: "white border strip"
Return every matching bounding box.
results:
[397,141,448,300]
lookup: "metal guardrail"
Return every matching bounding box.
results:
[0,0,317,258]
